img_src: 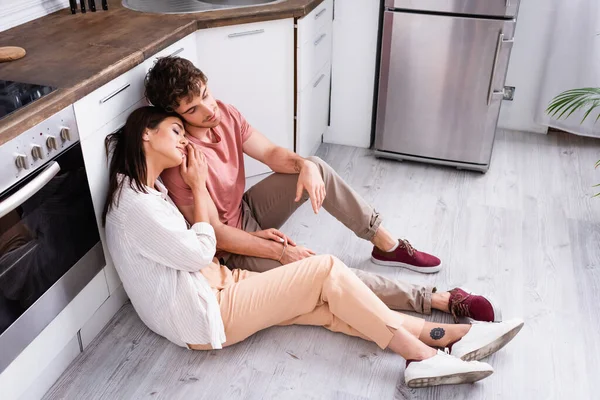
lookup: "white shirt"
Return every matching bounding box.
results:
[105,176,226,349]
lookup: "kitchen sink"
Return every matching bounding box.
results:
[123,0,283,14]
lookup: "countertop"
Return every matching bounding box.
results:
[0,0,323,145]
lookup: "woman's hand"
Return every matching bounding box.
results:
[249,228,296,247]
[180,143,208,191]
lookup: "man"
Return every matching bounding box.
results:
[143,56,501,323]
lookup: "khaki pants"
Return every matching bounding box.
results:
[224,156,435,315]
[191,255,405,350]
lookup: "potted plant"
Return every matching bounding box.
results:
[547,87,600,196]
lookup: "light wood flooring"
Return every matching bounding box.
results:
[44,130,600,399]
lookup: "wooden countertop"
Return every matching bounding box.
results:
[0,0,323,145]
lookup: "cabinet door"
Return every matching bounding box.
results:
[196,19,295,177]
[296,62,331,157]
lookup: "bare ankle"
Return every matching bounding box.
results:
[413,347,437,361]
[372,226,396,251]
[432,292,451,313]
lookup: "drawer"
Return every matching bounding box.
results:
[145,32,198,70]
[297,0,333,46]
[296,62,331,157]
[298,23,332,91]
[74,62,147,140]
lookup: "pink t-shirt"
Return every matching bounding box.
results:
[161,101,253,228]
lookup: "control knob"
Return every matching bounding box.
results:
[60,127,71,142]
[31,145,44,161]
[15,154,29,170]
[46,135,58,151]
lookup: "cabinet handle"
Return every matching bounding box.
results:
[487,33,514,105]
[228,29,265,38]
[313,73,326,88]
[169,47,184,57]
[314,33,327,46]
[315,8,327,19]
[99,84,131,104]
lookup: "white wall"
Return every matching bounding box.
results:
[0,0,69,33]
[498,0,553,134]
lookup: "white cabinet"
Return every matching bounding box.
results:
[296,0,334,157]
[297,62,331,157]
[195,19,295,177]
[327,0,380,148]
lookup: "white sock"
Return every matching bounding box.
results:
[385,240,399,252]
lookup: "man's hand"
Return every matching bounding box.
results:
[249,229,297,247]
[280,244,316,265]
[295,160,326,214]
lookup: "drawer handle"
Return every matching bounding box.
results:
[99,84,131,104]
[169,47,184,57]
[314,33,327,46]
[315,8,327,19]
[228,29,265,38]
[313,73,326,88]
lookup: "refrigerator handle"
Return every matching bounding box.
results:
[487,33,514,105]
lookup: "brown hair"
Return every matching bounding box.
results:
[144,56,208,112]
[101,106,181,226]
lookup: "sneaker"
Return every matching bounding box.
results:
[371,239,442,273]
[449,318,525,361]
[449,288,502,323]
[405,350,493,388]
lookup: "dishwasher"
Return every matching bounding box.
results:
[374,0,520,172]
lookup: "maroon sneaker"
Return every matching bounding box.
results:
[371,239,442,273]
[448,288,502,323]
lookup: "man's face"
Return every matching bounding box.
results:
[174,82,221,129]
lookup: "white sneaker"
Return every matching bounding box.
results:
[450,318,524,361]
[404,350,494,388]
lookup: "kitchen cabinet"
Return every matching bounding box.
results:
[296,0,333,157]
[327,0,380,148]
[195,19,295,177]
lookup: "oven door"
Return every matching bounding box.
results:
[0,142,105,373]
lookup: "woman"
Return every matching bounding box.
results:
[102,107,523,388]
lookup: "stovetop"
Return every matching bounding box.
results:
[0,80,56,121]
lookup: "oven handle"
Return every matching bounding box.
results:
[0,162,61,219]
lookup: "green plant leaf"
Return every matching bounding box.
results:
[547,88,600,123]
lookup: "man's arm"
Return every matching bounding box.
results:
[242,129,326,214]
[178,197,284,260]
[242,129,311,174]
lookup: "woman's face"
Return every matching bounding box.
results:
[143,116,189,169]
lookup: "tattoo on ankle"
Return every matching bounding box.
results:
[430,327,446,340]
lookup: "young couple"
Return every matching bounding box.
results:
[102,57,523,388]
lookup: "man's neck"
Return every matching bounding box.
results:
[185,123,213,143]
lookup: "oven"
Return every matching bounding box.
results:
[0,105,105,373]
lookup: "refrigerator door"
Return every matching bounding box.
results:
[385,0,520,18]
[375,11,515,166]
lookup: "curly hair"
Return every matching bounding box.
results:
[144,56,208,112]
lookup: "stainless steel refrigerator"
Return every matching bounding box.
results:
[374,0,520,172]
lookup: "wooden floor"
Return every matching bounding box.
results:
[44,130,600,400]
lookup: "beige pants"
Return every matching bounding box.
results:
[190,254,406,350]
[223,156,435,314]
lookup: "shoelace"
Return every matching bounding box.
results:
[450,293,472,323]
[399,239,416,257]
